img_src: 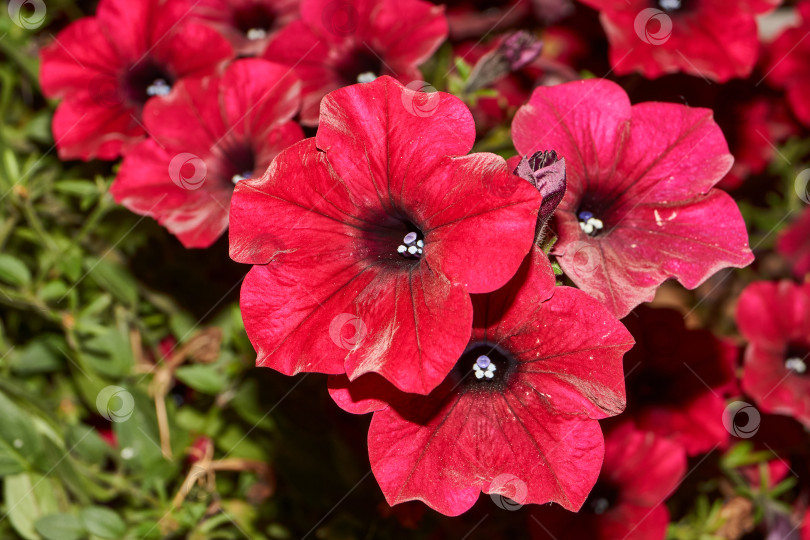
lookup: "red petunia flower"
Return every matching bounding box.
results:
[766,2,810,126]
[330,247,633,516]
[512,78,754,318]
[737,281,810,428]
[111,59,303,248]
[262,0,447,124]
[777,207,810,280]
[229,76,543,394]
[719,96,798,190]
[622,306,736,455]
[529,421,687,540]
[579,0,778,82]
[191,0,300,57]
[39,0,233,161]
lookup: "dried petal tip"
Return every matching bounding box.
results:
[500,31,544,71]
[465,32,542,92]
[513,150,567,237]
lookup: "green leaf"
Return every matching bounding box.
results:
[0,390,44,470]
[10,339,62,375]
[84,256,138,307]
[79,507,126,539]
[54,180,99,199]
[0,253,31,287]
[35,514,85,540]
[175,364,226,395]
[3,473,60,540]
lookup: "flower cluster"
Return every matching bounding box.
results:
[38,0,810,536]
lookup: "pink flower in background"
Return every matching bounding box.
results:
[230,76,542,394]
[331,247,633,516]
[766,2,810,126]
[737,281,810,428]
[529,422,687,540]
[191,0,300,57]
[777,206,810,280]
[579,0,779,82]
[262,0,447,124]
[622,306,736,455]
[39,0,233,161]
[111,59,303,248]
[512,78,754,318]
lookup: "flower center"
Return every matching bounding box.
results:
[455,341,516,392]
[222,143,256,187]
[584,482,620,515]
[126,61,174,105]
[785,344,810,375]
[396,230,424,260]
[234,5,276,39]
[337,47,385,84]
[578,210,604,236]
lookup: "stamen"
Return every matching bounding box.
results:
[357,71,377,83]
[231,171,253,184]
[473,355,496,380]
[786,357,807,374]
[146,78,171,97]
[246,28,267,40]
[578,210,604,236]
[659,0,682,11]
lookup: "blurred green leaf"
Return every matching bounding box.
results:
[175,364,226,395]
[35,513,85,540]
[0,253,31,287]
[79,506,126,539]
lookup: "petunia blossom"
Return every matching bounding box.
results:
[529,421,687,540]
[777,206,810,280]
[766,2,810,126]
[579,0,779,82]
[330,247,634,515]
[230,76,543,394]
[262,0,447,124]
[191,0,300,57]
[512,78,754,318]
[737,281,810,428]
[111,59,303,248]
[622,306,736,455]
[39,0,233,161]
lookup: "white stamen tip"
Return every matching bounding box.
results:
[786,357,807,374]
[475,370,484,379]
[416,239,424,248]
[357,72,377,83]
[146,79,171,97]
[407,246,418,255]
[246,28,267,40]
[397,245,407,254]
